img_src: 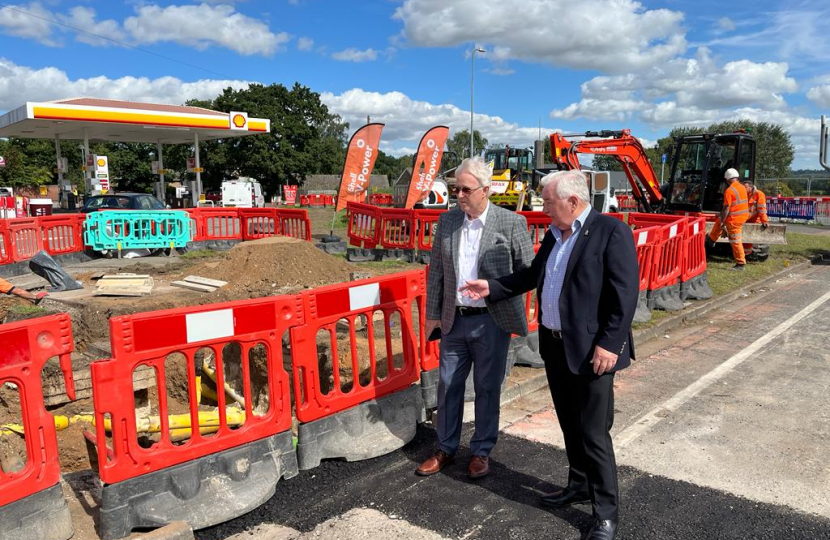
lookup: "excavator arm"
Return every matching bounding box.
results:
[550,129,663,212]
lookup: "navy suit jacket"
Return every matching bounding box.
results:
[487,209,639,375]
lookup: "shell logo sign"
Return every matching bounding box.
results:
[97,158,106,168]
[229,111,249,131]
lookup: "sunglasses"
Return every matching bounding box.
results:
[453,185,485,195]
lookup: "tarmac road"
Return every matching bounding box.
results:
[197,265,830,540]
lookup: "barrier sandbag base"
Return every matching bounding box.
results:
[346,248,380,262]
[420,368,439,411]
[190,239,241,252]
[416,250,432,265]
[680,272,714,301]
[511,331,544,368]
[380,249,417,262]
[634,289,652,323]
[99,431,298,540]
[0,482,73,540]
[647,282,684,311]
[296,384,425,471]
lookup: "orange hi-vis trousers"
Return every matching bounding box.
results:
[709,217,749,265]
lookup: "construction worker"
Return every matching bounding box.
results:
[706,168,750,270]
[0,277,49,304]
[742,179,769,260]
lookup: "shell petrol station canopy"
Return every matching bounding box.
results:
[0,97,271,143]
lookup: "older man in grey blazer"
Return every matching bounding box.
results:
[416,156,534,479]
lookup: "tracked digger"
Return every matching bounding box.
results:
[549,129,787,250]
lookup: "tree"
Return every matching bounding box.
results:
[0,143,52,188]
[706,120,793,179]
[447,130,488,159]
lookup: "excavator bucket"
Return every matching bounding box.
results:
[705,222,788,245]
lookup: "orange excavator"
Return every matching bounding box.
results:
[548,128,786,245]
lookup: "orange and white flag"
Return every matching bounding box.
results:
[404,126,450,209]
[335,123,385,212]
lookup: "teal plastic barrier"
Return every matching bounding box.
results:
[84,210,192,251]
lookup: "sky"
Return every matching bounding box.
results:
[1,0,829,170]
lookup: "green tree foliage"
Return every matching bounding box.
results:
[706,120,794,179]
[372,150,412,182]
[0,142,52,188]
[447,129,488,158]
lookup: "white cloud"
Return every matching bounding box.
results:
[331,48,378,62]
[321,88,559,150]
[807,85,830,108]
[297,36,314,51]
[60,6,124,47]
[0,2,59,46]
[0,58,251,110]
[123,4,288,55]
[551,98,647,121]
[717,17,735,31]
[394,0,687,73]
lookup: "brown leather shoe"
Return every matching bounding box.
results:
[468,455,489,479]
[416,450,454,476]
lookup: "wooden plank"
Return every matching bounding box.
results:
[93,286,154,297]
[183,275,227,288]
[171,280,218,293]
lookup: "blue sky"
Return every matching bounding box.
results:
[1,0,829,169]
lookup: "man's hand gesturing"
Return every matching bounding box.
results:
[458,279,490,301]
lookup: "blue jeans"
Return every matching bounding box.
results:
[436,313,511,457]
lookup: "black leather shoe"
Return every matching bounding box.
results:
[586,518,618,540]
[540,488,591,508]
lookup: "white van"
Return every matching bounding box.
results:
[221,178,265,208]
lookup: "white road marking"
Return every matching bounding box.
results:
[616,287,830,449]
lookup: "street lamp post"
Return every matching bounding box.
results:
[470,46,486,158]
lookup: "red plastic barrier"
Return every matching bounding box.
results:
[276,208,312,241]
[9,217,43,262]
[240,208,279,241]
[41,214,85,256]
[308,194,326,208]
[681,216,707,282]
[380,209,416,250]
[414,209,443,251]
[187,208,241,241]
[323,195,335,207]
[347,202,381,249]
[0,219,11,264]
[518,211,550,253]
[299,195,310,207]
[290,271,424,423]
[646,219,687,291]
[632,226,661,292]
[0,314,75,507]
[91,296,304,485]
[368,194,394,206]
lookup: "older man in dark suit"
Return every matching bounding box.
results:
[416,156,534,480]
[460,170,639,540]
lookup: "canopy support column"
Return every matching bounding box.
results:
[193,132,202,206]
[83,129,91,195]
[156,142,166,203]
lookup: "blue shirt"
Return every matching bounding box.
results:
[541,205,593,331]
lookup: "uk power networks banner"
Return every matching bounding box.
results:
[404,126,449,209]
[335,123,385,212]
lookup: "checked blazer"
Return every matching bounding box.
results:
[426,204,534,336]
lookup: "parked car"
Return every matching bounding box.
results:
[205,189,222,204]
[81,193,167,213]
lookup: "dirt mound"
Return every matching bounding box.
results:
[185,236,357,296]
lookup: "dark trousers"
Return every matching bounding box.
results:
[540,327,619,521]
[437,312,511,457]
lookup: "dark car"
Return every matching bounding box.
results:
[81,193,167,213]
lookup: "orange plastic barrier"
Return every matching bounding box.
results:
[632,226,661,292]
[8,217,43,262]
[645,219,686,292]
[290,271,424,423]
[346,202,381,248]
[0,314,75,507]
[299,195,310,207]
[681,216,707,282]
[240,208,278,241]
[276,208,312,241]
[0,219,11,264]
[368,194,394,206]
[379,209,416,250]
[518,211,550,253]
[187,208,242,242]
[414,209,443,251]
[90,296,303,485]
[41,214,85,256]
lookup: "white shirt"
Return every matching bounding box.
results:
[455,202,490,307]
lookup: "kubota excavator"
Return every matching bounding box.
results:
[549,129,786,247]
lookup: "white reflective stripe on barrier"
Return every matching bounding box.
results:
[186,309,234,343]
[349,283,381,311]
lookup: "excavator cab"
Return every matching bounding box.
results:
[666,132,756,213]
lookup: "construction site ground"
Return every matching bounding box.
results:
[0,209,828,539]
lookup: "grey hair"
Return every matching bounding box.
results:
[540,170,590,204]
[456,156,492,187]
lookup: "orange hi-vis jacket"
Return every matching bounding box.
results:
[724,181,749,224]
[0,277,14,295]
[747,189,769,224]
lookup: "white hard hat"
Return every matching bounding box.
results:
[724,168,740,180]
